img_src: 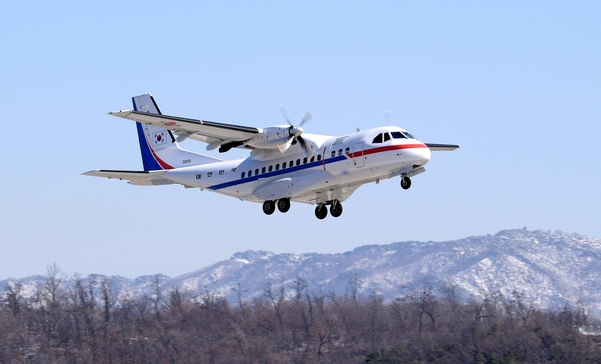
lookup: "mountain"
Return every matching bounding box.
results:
[165,229,601,315]
[2,229,600,316]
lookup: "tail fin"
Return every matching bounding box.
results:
[132,94,222,171]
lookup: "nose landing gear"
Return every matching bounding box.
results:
[400,176,412,190]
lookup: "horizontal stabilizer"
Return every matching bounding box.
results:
[82,169,173,186]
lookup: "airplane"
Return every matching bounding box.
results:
[83,93,459,219]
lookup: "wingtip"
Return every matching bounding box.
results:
[107,110,133,116]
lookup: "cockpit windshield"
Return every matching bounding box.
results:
[373,130,417,143]
[391,131,416,139]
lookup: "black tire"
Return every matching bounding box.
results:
[277,198,291,213]
[401,176,412,190]
[315,205,327,219]
[330,201,343,218]
[262,200,276,215]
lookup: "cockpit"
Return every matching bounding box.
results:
[372,130,416,144]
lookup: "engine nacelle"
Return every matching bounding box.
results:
[246,125,293,149]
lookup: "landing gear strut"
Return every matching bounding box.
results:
[262,200,276,215]
[400,176,412,190]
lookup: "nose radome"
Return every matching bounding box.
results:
[415,144,431,165]
[423,146,432,161]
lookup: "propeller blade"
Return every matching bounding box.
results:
[300,111,313,126]
[278,104,292,126]
[277,136,294,153]
[297,135,311,155]
[276,105,314,155]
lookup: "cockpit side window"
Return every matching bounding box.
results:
[402,132,416,139]
[384,132,391,142]
[372,133,383,143]
[391,131,406,139]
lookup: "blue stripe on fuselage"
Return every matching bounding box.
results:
[208,155,348,190]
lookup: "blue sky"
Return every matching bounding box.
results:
[1,1,599,280]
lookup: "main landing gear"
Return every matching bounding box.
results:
[262,198,291,215]
[315,200,343,220]
[262,198,344,220]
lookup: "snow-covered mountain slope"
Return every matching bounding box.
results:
[2,229,600,316]
[164,229,601,315]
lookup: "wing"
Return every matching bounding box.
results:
[109,110,260,152]
[82,169,182,187]
[425,143,460,151]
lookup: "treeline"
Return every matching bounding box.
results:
[1,266,600,363]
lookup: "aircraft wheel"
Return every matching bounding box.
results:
[315,204,327,220]
[401,176,412,190]
[277,198,291,213]
[330,200,343,218]
[262,200,276,215]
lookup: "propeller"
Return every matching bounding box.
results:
[277,104,314,154]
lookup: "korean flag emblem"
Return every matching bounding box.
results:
[153,131,167,145]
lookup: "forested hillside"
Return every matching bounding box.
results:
[1,270,600,363]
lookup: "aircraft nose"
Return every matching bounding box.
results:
[415,144,431,165]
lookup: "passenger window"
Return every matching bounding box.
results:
[241,172,245,178]
[303,157,307,164]
[255,168,259,175]
[338,149,343,156]
[345,147,350,155]
[276,164,280,171]
[310,155,315,162]
[248,170,252,177]
[317,154,322,161]
[269,165,273,172]
[331,150,335,158]
[283,162,287,168]
[372,133,383,143]
[262,167,266,174]
[384,133,391,142]
[391,131,406,139]
[296,159,301,166]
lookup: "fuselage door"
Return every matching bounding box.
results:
[353,142,365,168]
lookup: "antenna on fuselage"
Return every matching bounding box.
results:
[384,110,390,126]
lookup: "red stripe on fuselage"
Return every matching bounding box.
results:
[349,143,427,158]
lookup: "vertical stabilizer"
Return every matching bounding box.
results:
[132,94,222,171]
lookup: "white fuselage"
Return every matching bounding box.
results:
[160,126,431,204]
